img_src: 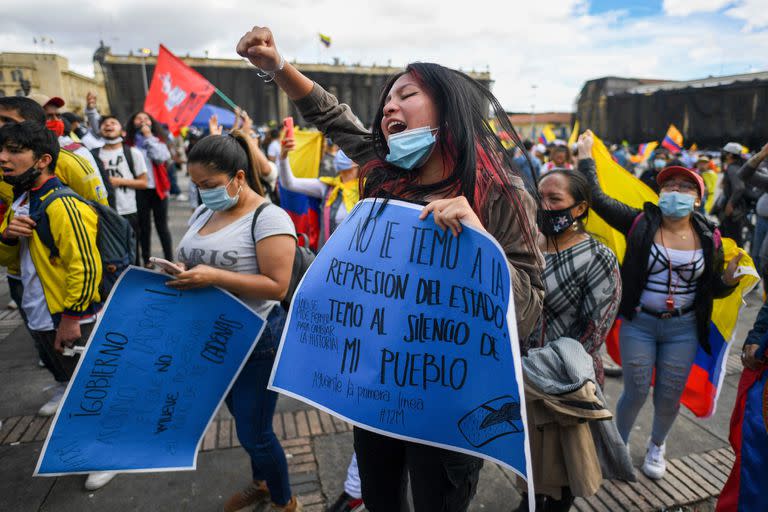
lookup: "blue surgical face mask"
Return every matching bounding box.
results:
[653,159,666,170]
[658,191,696,218]
[385,126,438,170]
[199,177,241,211]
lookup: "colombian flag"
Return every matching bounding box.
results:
[567,121,579,147]
[280,129,324,250]
[630,141,658,164]
[661,124,684,153]
[586,133,759,418]
[717,360,768,511]
[319,33,332,48]
[538,124,556,145]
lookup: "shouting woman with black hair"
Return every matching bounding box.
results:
[165,129,300,512]
[124,111,173,266]
[237,26,544,512]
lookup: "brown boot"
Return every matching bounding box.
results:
[224,480,270,512]
[270,496,302,511]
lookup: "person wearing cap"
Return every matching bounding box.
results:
[718,141,749,245]
[277,135,359,250]
[0,96,107,205]
[694,155,718,214]
[736,143,768,277]
[577,130,742,481]
[28,94,103,180]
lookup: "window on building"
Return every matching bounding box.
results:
[15,89,24,97]
[11,69,22,81]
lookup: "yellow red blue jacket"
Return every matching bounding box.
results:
[0,177,102,319]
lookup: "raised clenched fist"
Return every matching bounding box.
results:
[236,26,282,71]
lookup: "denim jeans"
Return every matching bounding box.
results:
[751,215,768,274]
[225,306,292,506]
[615,311,699,446]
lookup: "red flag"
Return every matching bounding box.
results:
[143,45,215,135]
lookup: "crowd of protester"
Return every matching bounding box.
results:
[0,23,766,512]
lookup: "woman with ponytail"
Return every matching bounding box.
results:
[237,26,544,512]
[165,129,301,512]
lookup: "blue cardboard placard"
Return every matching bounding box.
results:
[35,267,265,475]
[270,198,532,484]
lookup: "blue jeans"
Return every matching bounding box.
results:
[225,306,291,505]
[615,311,699,446]
[751,215,768,274]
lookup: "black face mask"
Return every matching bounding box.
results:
[539,205,578,236]
[4,166,42,192]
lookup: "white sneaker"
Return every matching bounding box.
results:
[84,471,117,490]
[38,383,67,417]
[37,359,46,368]
[7,300,17,310]
[174,193,189,202]
[641,439,667,479]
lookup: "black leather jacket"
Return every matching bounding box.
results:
[579,158,737,353]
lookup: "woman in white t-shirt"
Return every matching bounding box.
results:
[165,129,301,512]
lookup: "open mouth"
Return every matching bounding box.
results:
[387,120,407,135]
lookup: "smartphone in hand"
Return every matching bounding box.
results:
[149,257,184,275]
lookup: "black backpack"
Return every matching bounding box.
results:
[32,186,136,300]
[250,203,314,310]
[91,146,138,210]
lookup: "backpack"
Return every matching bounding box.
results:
[251,203,314,310]
[33,186,136,300]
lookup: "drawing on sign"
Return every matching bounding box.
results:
[458,396,523,448]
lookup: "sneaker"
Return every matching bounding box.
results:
[175,193,189,202]
[7,300,17,310]
[224,480,270,512]
[37,359,46,368]
[38,383,67,417]
[84,471,117,490]
[641,439,667,479]
[271,496,302,512]
[326,491,364,512]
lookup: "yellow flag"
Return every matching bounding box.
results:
[541,124,556,145]
[287,129,323,178]
[583,133,657,263]
[567,121,579,147]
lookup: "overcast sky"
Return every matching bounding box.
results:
[3,0,767,113]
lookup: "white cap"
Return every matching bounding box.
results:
[534,143,546,154]
[722,142,744,155]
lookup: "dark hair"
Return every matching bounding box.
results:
[0,121,59,171]
[539,169,591,232]
[124,111,166,146]
[269,128,280,139]
[99,115,122,128]
[523,139,534,151]
[187,129,264,196]
[0,97,46,126]
[362,62,538,253]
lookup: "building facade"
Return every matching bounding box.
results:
[575,73,768,148]
[0,52,108,113]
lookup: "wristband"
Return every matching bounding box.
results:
[256,54,286,83]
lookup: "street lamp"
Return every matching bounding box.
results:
[138,48,151,95]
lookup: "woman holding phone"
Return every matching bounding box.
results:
[236,25,543,512]
[164,129,301,512]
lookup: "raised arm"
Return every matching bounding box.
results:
[277,155,326,199]
[236,26,376,166]
[577,131,642,235]
[737,143,768,190]
[84,92,102,138]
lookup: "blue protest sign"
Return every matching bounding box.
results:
[270,198,532,483]
[35,267,265,475]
